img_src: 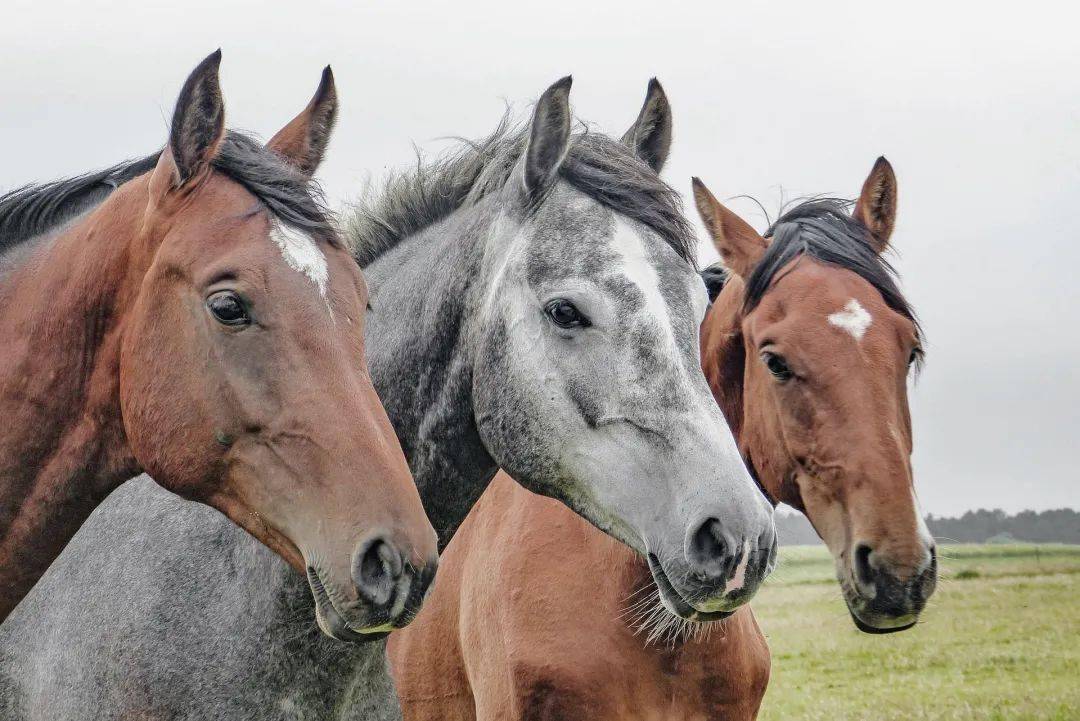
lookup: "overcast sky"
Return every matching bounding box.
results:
[2,1,1076,516]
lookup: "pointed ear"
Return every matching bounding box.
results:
[267,66,338,177]
[620,78,672,172]
[165,50,226,188]
[853,156,898,253]
[692,177,767,279]
[522,76,573,199]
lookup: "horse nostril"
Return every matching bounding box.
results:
[352,536,403,609]
[688,518,730,579]
[853,543,875,590]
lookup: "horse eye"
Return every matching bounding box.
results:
[545,299,590,329]
[206,291,249,327]
[761,351,793,381]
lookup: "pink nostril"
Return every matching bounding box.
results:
[724,541,752,594]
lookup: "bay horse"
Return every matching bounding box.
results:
[0,53,437,635]
[387,158,938,720]
[0,79,774,720]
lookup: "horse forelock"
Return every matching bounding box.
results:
[746,197,922,353]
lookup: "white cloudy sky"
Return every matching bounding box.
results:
[2,0,1077,515]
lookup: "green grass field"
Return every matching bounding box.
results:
[754,544,1080,720]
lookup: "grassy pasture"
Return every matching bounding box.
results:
[754,544,1080,720]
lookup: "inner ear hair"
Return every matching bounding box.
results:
[169,50,226,187]
[620,78,673,173]
[523,76,573,199]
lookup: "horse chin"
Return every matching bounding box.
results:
[646,553,737,623]
[306,567,392,644]
[842,590,919,634]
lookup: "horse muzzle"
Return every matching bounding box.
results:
[842,544,937,633]
[306,543,439,643]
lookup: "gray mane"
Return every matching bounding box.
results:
[0,131,338,257]
[346,116,696,268]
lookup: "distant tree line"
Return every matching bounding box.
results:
[775,507,1080,546]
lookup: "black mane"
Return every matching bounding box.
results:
[0,155,158,252]
[346,116,695,268]
[211,133,337,243]
[0,131,337,256]
[745,197,921,339]
[700,263,729,304]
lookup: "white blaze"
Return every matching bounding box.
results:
[271,223,329,299]
[609,218,680,360]
[828,298,872,341]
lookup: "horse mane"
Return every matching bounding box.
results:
[0,131,338,257]
[700,263,729,304]
[345,115,696,268]
[0,155,159,253]
[744,198,921,345]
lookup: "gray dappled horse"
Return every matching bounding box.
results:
[0,78,775,720]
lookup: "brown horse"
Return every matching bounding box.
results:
[388,158,937,719]
[0,52,437,636]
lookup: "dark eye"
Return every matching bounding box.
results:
[545,299,590,329]
[761,351,793,381]
[909,346,923,369]
[206,291,249,327]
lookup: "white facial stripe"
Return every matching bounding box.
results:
[608,218,733,440]
[828,298,873,341]
[610,219,680,360]
[271,223,329,300]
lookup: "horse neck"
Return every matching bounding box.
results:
[362,207,500,549]
[0,178,149,619]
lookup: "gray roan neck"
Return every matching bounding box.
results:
[360,200,500,547]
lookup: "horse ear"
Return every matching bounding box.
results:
[853,156,897,253]
[267,66,338,177]
[166,50,226,188]
[620,78,672,172]
[692,177,767,280]
[522,76,573,199]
